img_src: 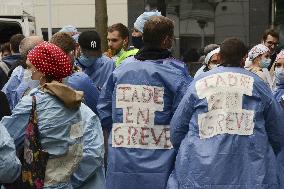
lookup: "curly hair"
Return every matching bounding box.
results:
[50,32,76,54]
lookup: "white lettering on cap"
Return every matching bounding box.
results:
[91,41,96,48]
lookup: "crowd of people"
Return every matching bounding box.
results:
[0,10,283,189]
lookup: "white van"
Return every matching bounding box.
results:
[0,11,36,44]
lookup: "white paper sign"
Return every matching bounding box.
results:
[44,121,84,186]
[195,72,255,139]
[112,123,172,149]
[44,143,83,186]
[112,84,173,149]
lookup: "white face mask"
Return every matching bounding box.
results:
[23,69,40,89]
[209,64,220,69]
[275,67,284,85]
[244,57,252,68]
[23,69,32,82]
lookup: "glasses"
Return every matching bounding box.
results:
[265,40,279,47]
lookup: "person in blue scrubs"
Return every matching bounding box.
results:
[0,124,21,184]
[97,16,192,189]
[76,31,115,91]
[167,38,284,189]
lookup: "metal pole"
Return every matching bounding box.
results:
[48,0,52,40]
[176,14,180,58]
[271,0,275,29]
[198,20,206,49]
[201,28,205,49]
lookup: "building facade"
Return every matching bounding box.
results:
[0,0,282,58]
[131,0,279,59]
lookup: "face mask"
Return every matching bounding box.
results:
[259,58,271,68]
[210,64,220,69]
[23,69,32,82]
[23,69,40,89]
[275,67,284,84]
[132,36,143,49]
[77,54,97,67]
[244,58,252,68]
[167,46,173,53]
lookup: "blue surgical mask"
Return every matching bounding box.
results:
[77,54,97,67]
[275,67,284,85]
[132,36,143,49]
[259,58,271,68]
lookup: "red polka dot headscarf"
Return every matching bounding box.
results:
[27,42,72,81]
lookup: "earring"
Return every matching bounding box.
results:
[39,74,47,85]
[122,41,127,50]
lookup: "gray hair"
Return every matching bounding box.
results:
[19,36,44,55]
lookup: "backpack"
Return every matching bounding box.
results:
[4,96,49,189]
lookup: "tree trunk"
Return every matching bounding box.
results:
[95,0,108,52]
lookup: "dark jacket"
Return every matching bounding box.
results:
[0,91,11,120]
[0,54,22,89]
